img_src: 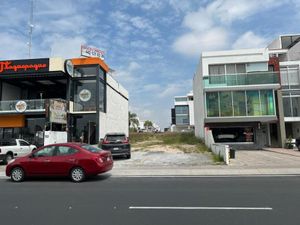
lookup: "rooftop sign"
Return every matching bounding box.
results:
[81,45,105,60]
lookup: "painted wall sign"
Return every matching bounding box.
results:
[79,89,92,102]
[0,58,49,75]
[15,101,27,113]
[81,45,105,60]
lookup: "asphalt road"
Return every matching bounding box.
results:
[0,175,300,225]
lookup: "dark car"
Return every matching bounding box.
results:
[295,138,300,151]
[6,143,113,182]
[100,133,131,159]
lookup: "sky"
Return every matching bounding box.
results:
[1,0,300,128]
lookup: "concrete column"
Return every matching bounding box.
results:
[267,123,271,147]
[277,90,286,147]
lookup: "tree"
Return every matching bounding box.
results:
[129,112,139,130]
[144,120,153,130]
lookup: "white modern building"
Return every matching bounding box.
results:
[268,34,300,140]
[194,34,300,149]
[171,91,194,132]
[0,57,129,146]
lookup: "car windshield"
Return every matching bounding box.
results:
[106,135,126,141]
[81,144,102,153]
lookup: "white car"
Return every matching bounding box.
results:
[0,139,37,164]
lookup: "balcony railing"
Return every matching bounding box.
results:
[0,99,45,113]
[203,71,280,88]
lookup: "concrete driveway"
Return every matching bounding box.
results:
[229,148,300,168]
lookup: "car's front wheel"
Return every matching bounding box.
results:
[11,167,25,182]
[70,167,85,182]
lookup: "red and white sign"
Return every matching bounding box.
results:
[81,45,105,60]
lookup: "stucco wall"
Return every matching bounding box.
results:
[49,58,65,72]
[99,74,129,139]
[193,58,205,138]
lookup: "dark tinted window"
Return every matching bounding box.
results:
[81,144,102,153]
[19,140,29,146]
[105,135,126,141]
[55,146,78,156]
[34,146,56,157]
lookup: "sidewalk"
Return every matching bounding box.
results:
[263,147,300,157]
[110,167,300,176]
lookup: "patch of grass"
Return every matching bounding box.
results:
[212,153,224,163]
[129,132,158,144]
[130,132,210,153]
[133,140,163,149]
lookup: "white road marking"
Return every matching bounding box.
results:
[129,206,273,211]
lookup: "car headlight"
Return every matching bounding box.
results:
[8,159,15,164]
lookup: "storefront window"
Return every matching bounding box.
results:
[220,91,233,116]
[247,91,261,116]
[233,91,246,116]
[99,80,105,112]
[70,114,97,144]
[74,79,96,112]
[206,92,219,117]
[260,90,275,115]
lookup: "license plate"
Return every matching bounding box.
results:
[113,147,119,150]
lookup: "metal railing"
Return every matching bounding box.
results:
[203,71,280,88]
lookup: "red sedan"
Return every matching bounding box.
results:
[6,143,113,182]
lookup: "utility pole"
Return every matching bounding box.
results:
[28,0,34,58]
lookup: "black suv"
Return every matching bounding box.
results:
[100,133,131,159]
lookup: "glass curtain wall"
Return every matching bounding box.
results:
[247,91,260,116]
[206,92,219,117]
[281,66,300,117]
[175,105,189,125]
[206,90,275,117]
[219,92,232,116]
[73,66,106,112]
[283,94,300,117]
[232,91,246,116]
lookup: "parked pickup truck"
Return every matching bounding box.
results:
[0,139,37,164]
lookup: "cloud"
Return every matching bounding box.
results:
[173,27,228,56]
[110,11,160,38]
[208,0,284,24]
[159,80,192,98]
[232,31,268,49]
[0,33,28,59]
[41,35,86,58]
[172,0,287,57]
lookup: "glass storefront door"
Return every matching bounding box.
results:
[70,114,97,144]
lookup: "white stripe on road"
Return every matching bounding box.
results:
[129,206,273,211]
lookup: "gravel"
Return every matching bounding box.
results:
[113,151,214,168]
